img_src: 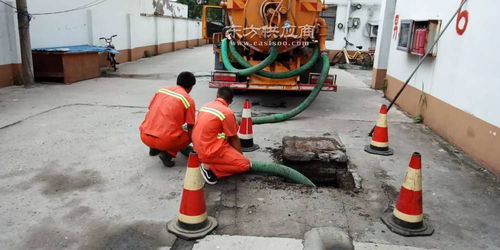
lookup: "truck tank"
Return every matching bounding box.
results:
[203,0,337,91]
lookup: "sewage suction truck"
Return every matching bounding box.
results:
[202,0,336,92]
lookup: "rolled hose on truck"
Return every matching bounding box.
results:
[227,39,320,79]
[221,39,278,76]
[250,161,316,187]
[220,38,330,124]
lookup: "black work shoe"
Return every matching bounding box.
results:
[200,165,218,184]
[149,148,161,156]
[159,152,175,167]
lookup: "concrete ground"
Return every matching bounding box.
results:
[0,45,499,250]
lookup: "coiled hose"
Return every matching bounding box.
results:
[228,40,320,79]
[250,161,316,187]
[221,39,278,76]
[220,39,330,124]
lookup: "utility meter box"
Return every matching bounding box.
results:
[397,19,441,56]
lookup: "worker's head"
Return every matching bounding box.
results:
[177,71,196,93]
[217,86,234,104]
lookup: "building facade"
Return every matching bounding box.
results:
[372,0,500,175]
[323,0,381,57]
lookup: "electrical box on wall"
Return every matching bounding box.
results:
[348,17,361,29]
[397,19,441,56]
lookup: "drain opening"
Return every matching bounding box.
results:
[277,153,356,189]
[270,136,357,189]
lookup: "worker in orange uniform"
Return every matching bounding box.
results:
[192,87,251,184]
[139,72,196,167]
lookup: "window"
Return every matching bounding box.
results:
[321,5,337,40]
[397,20,413,52]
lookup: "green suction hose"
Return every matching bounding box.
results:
[250,161,316,187]
[228,40,320,79]
[220,38,331,124]
[221,39,278,76]
[243,53,330,124]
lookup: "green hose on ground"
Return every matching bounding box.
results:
[228,40,320,79]
[250,161,316,187]
[221,39,278,76]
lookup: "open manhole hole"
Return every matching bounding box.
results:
[270,136,359,190]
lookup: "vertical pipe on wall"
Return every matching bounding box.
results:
[345,0,351,38]
[126,13,133,61]
[172,17,176,51]
[186,19,189,48]
[86,10,93,45]
[154,16,159,55]
[197,21,200,46]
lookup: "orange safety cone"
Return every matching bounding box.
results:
[167,152,217,240]
[238,99,259,152]
[381,152,434,236]
[365,104,393,155]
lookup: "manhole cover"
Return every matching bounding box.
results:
[275,136,357,189]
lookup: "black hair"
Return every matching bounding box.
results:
[177,72,196,89]
[217,86,234,104]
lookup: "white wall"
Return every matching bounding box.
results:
[386,0,500,127]
[28,0,90,48]
[0,1,20,65]
[139,0,188,18]
[23,0,201,50]
[324,0,381,51]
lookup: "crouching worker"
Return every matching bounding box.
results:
[192,87,251,184]
[139,72,196,167]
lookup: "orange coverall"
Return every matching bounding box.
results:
[192,98,251,178]
[139,86,195,157]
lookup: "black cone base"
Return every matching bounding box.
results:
[364,145,393,156]
[381,212,434,237]
[241,139,259,152]
[167,216,218,240]
[242,144,259,152]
